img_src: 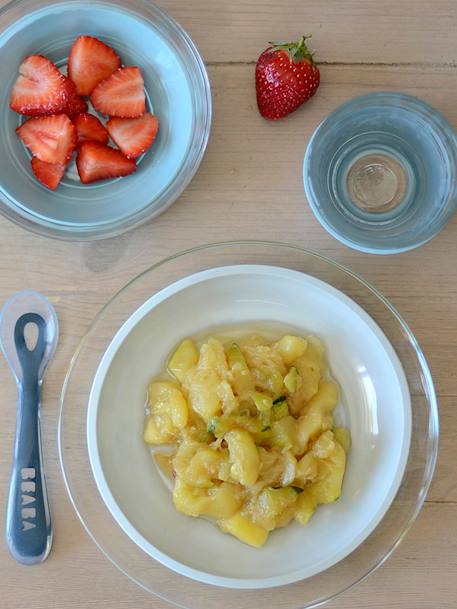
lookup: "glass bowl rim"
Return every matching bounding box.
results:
[0,0,212,241]
[58,240,439,608]
[303,90,457,255]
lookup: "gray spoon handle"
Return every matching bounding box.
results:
[6,313,52,564]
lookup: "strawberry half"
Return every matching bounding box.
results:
[74,113,109,145]
[90,66,145,118]
[10,55,75,116]
[31,158,66,190]
[68,35,121,96]
[64,91,88,119]
[76,141,136,183]
[16,114,77,164]
[106,113,158,159]
[256,36,320,120]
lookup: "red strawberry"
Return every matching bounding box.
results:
[106,113,158,159]
[10,55,75,116]
[90,67,145,118]
[64,91,88,119]
[16,114,77,164]
[31,158,66,190]
[255,36,320,120]
[74,113,109,145]
[68,35,121,96]
[76,141,136,183]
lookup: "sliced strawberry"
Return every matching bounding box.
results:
[90,67,145,118]
[68,35,121,96]
[31,158,66,190]
[74,113,109,145]
[106,114,158,159]
[16,114,77,164]
[76,141,136,183]
[64,91,88,119]
[10,55,75,116]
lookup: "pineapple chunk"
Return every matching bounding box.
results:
[334,427,351,453]
[168,339,199,383]
[288,337,326,413]
[218,513,268,548]
[269,416,298,452]
[185,368,221,423]
[274,335,308,365]
[203,483,243,519]
[183,446,229,488]
[280,450,297,486]
[296,381,338,453]
[226,343,255,398]
[241,343,286,396]
[173,478,210,517]
[247,486,298,531]
[296,408,325,454]
[198,338,228,376]
[217,379,239,414]
[252,367,284,397]
[144,382,188,444]
[173,439,201,479]
[284,367,299,393]
[254,447,284,490]
[295,451,319,485]
[173,478,241,519]
[252,447,297,491]
[181,423,212,445]
[226,429,260,486]
[183,340,234,422]
[241,344,287,377]
[275,502,297,528]
[312,430,336,459]
[308,441,346,504]
[308,380,338,412]
[294,490,316,526]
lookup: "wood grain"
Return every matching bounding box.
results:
[159,0,457,65]
[0,500,455,609]
[1,66,456,395]
[0,2,456,608]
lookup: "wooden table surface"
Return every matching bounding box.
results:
[1,1,456,607]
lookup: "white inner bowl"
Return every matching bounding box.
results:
[87,265,411,589]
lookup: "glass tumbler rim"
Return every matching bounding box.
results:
[303,91,457,255]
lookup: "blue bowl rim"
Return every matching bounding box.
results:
[0,0,212,241]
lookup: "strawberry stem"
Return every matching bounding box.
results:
[269,36,315,64]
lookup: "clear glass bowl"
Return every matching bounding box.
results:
[59,241,438,609]
[0,0,211,240]
[303,92,457,254]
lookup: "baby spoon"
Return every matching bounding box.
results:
[0,290,58,564]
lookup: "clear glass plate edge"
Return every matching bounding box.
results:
[57,240,439,609]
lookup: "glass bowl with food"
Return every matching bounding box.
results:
[59,241,437,608]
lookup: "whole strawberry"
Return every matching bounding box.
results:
[256,36,320,120]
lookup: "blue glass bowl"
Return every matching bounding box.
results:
[0,0,211,240]
[303,92,457,254]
